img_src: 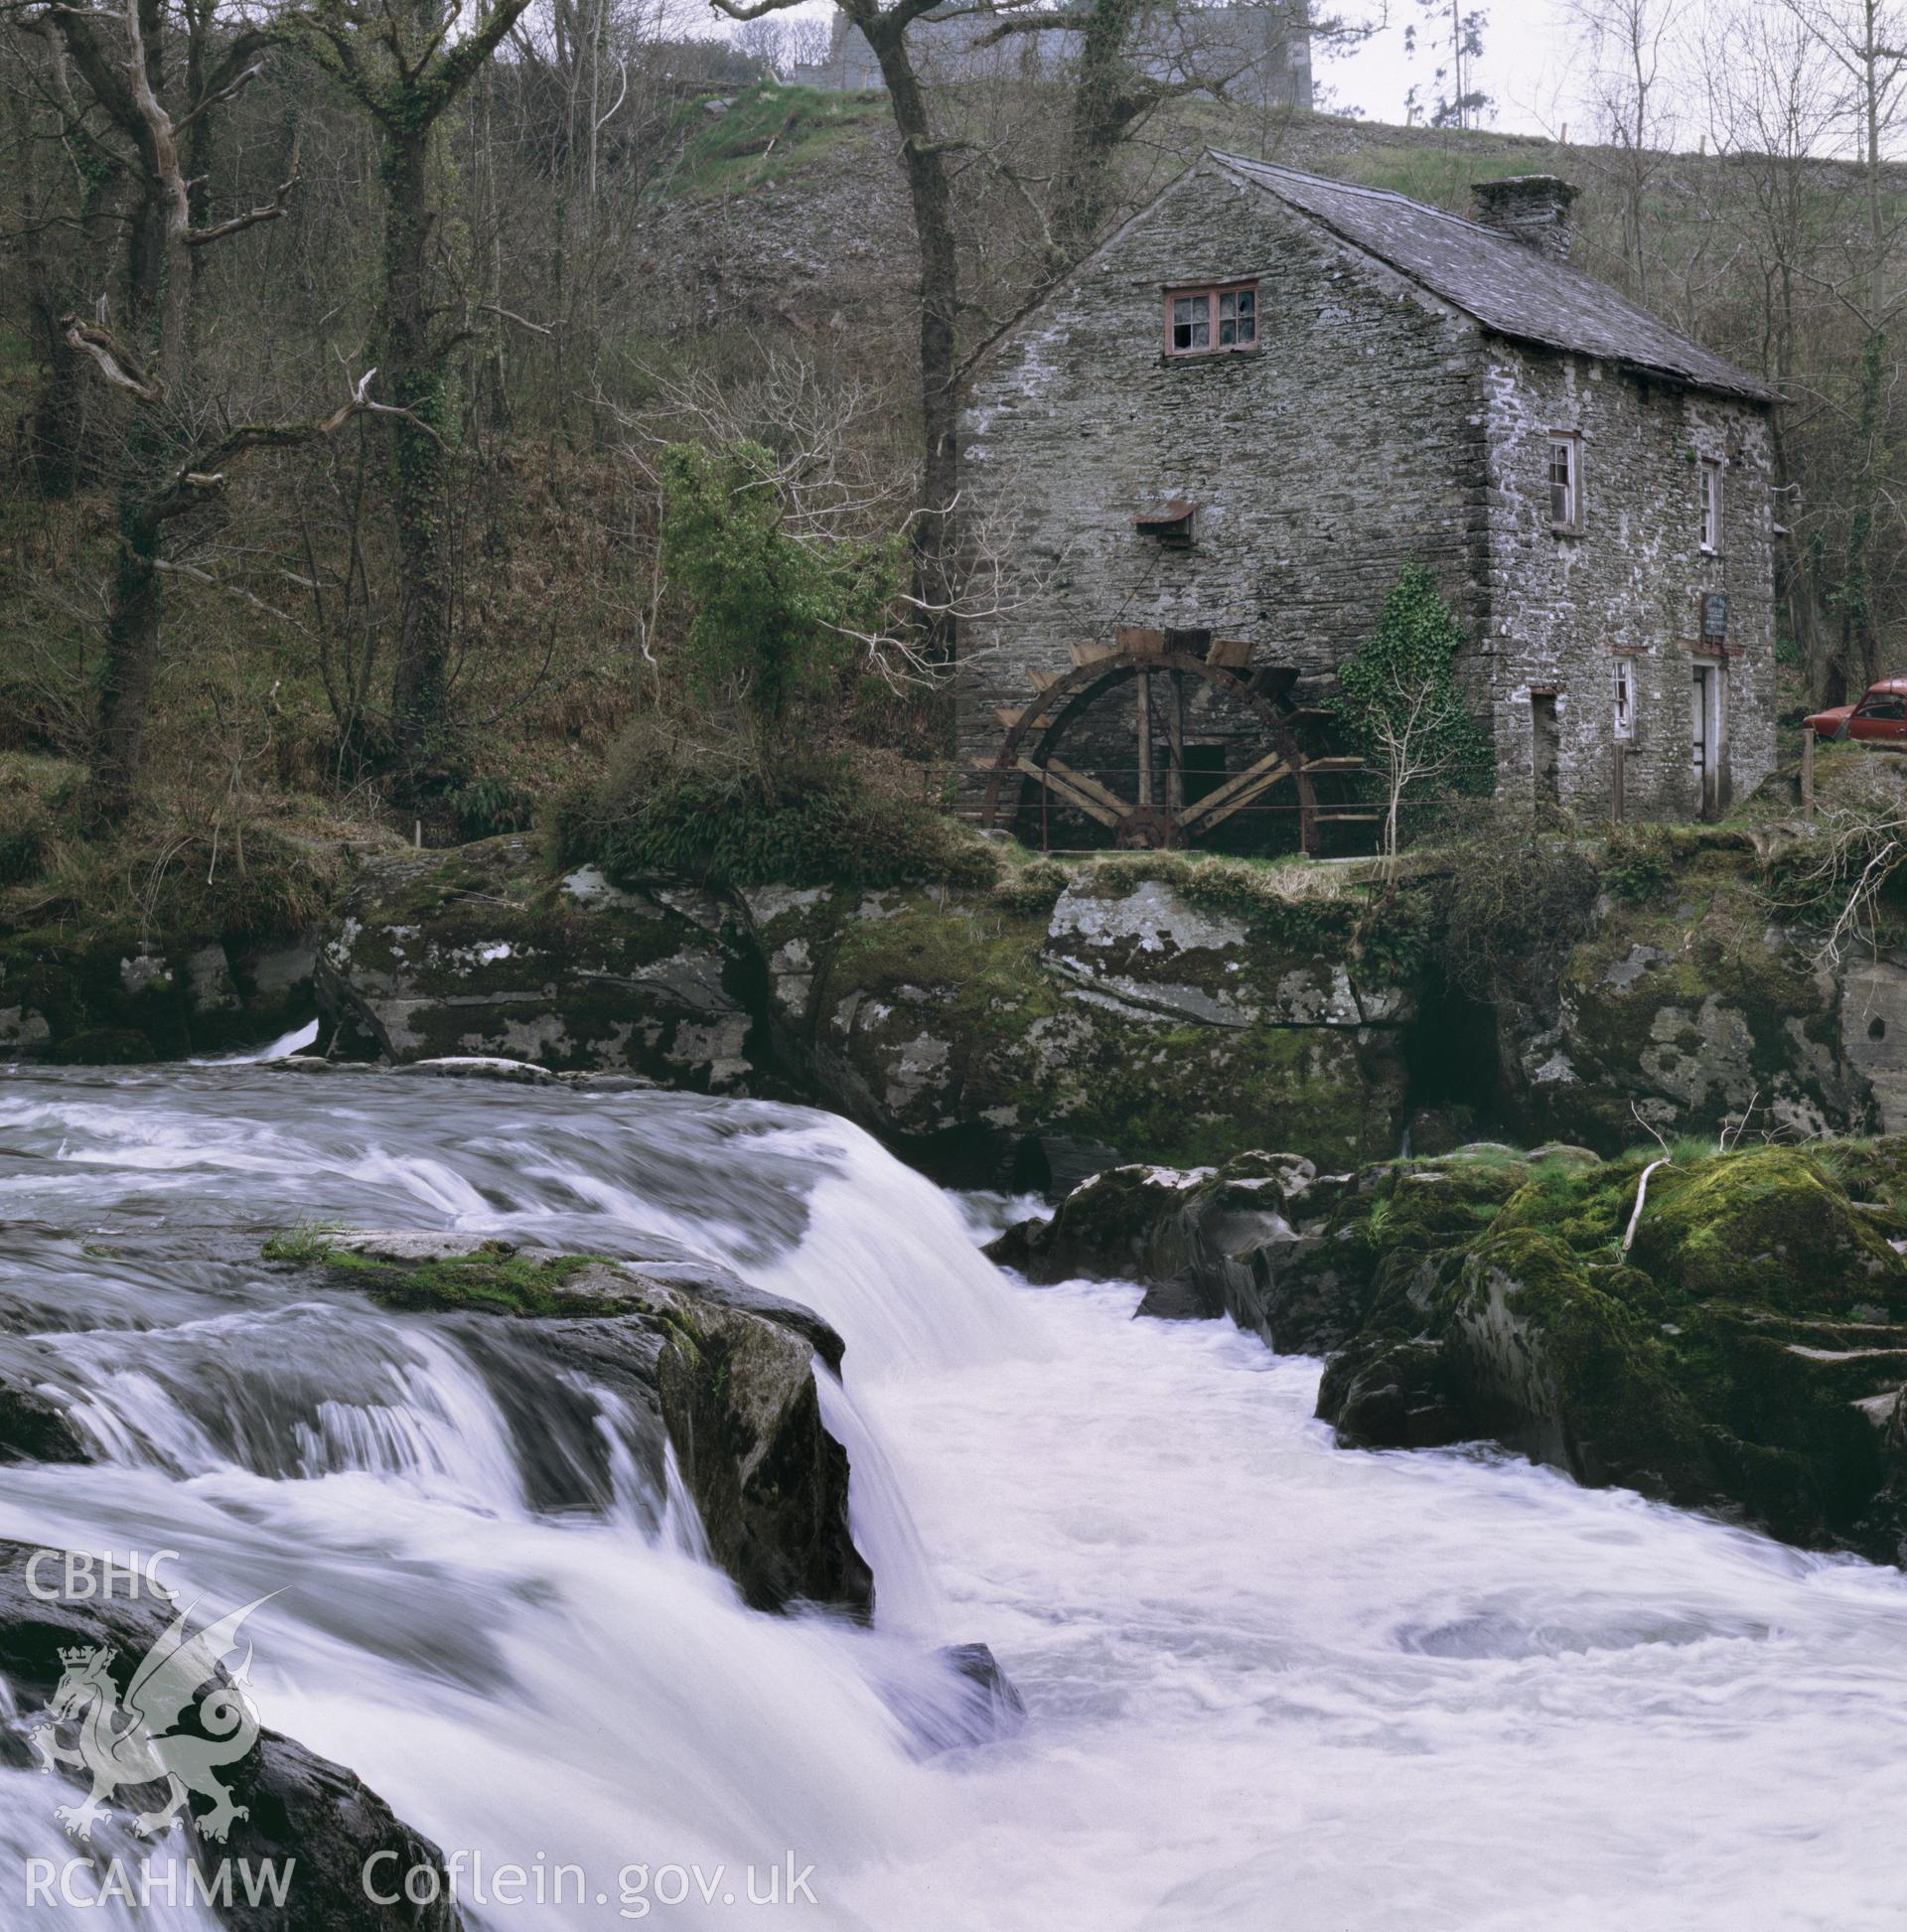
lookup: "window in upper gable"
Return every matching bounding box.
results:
[1165,283,1257,357]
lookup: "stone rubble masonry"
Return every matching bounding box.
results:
[956,154,1777,828]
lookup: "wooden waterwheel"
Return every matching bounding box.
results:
[978,629,1362,852]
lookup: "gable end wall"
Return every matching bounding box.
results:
[956,162,1493,819]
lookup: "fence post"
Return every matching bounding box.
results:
[1802,725,1816,825]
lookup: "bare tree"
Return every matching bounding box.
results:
[1405,0,1489,128]
[1565,0,1683,304]
[1362,658,1477,875]
[734,15,824,74]
[1702,3,1844,696]
[704,0,970,647]
[609,345,1040,690]
[979,2,1379,249]
[18,0,311,808]
[287,0,538,773]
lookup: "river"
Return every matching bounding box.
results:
[0,1061,1903,1930]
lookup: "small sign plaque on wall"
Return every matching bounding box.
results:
[1700,592,1730,643]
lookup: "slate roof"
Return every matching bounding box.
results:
[1210,151,1776,403]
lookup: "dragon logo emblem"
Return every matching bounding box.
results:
[26,1594,275,1844]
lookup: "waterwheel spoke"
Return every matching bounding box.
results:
[1040,757,1136,820]
[1135,669,1153,809]
[1011,758,1125,830]
[1178,749,1292,830]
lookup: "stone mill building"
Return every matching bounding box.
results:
[956,152,1780,845]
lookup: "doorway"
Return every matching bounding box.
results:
[1690,665,1721,818]
[1532,693,1560,808]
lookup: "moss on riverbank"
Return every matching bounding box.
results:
[1017,1135,1907,1558]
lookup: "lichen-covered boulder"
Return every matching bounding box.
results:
[746,868,1416,1178]
[316,836,763,1089]
[1498,836,1869,1148]
[1041,874,1416,1030]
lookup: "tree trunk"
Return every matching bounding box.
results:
[379,126,454,769]
[860,15,959,655]
[1060,0,1140,244]
[8,48,85,498]
[89,493,165,817]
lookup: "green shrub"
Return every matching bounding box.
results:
[660,438,903,753]
[1601,825,1676,904]
[554,741,996,891]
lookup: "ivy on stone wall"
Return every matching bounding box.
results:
[1330,560,1495,820]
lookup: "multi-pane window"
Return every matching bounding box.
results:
[1547,432,1582,530]
[1217,287,1255,347]
[1613,657,1635,740]
[1166,284,1257,357]
[1699,458,1722,553]
[1170,294,1210,353]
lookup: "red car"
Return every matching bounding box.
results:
[1806,678,1907,741]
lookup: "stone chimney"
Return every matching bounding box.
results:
[1470,176,1581,263]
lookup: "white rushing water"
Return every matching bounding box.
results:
[0,1066,1904,1928]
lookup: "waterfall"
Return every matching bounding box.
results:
[1,1066,1906,1929]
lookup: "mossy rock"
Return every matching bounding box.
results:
[42,1026,156,1066]
[1310,1139,1907,1557]
[265,1232,630,1317]
[1368,1156,1534,1251]
[1627,1147,1907,1314]
[1318,1333,1465,1449]
[1440,1229,1715,1503]
[0,921,315,1064]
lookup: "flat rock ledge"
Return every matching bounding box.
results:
[278,1232,869,1616]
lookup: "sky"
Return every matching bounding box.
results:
[1318,2,1578,135]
